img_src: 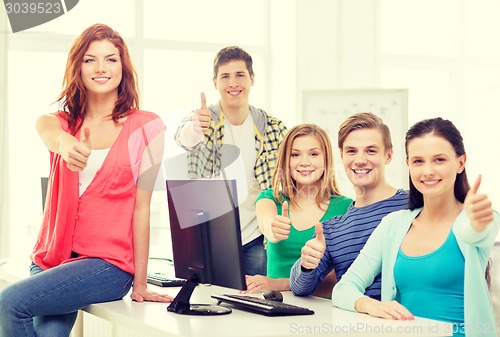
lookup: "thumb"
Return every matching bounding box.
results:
[200,92,207,110]
[82,127,91,149]
[469,175,482,195]
[315,222,325,242]
[281,201,289,218]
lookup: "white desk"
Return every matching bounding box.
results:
[0,258,452,337]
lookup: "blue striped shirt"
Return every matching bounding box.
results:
[290,189,409,298]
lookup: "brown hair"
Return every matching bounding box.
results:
[272,124,341,209]
[213,46,253,79]
[405,117,469,209]
[57,23,139,134]
[337,112,392,152]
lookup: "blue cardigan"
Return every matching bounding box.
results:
[332,208,499,337]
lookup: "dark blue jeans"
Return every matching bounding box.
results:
[242,235,267,276]
[0,258,133,337]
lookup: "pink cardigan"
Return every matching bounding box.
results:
[31,109,165,274]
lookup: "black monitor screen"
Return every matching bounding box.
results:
[166,179,246,291]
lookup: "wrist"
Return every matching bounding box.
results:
[180,121,202,147]
[354,296,371,313]
[280,278,291,291]
[56,133,75,155]
[264,229,278,243]
[132,278,148,288]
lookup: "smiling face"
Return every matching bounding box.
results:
[341,128,392,191]
[289,135,325,190]
[406,133,465,200]
[213,60,254,110]
[80,39,122,98]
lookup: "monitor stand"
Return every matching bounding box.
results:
[167,274,232,315]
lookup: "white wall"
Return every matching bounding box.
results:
[0,4,9,258]
[296,0,380,199]
[268,0,298,128]
[297,0,379,90]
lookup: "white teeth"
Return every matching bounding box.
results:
[423,180,439,185]
[353,169,370,174]
[297,170,314,176]
[93,77,109,81]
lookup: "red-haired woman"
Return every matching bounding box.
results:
[0,24,172,337]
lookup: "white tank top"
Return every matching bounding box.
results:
[79,148,110,196]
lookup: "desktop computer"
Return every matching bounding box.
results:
[165,178,314,317]
[165,179,245,315]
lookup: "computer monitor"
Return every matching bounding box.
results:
[165,179,246,315]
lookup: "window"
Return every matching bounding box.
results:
[5,0,270,258]
[380,0,500,211]
[380,0,459,58]
[7,51,66,256]
[28,0,136,37]
[143,0,267,44]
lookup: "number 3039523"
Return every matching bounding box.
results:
[5,2,62,14]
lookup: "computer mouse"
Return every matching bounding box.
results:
[262,290,283,302]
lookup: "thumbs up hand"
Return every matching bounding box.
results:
[464,175,494,232]
[301,223,326,270]
[60,127,92,172]
[192,92,211,135]
[269,201,292,242]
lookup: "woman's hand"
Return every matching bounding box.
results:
[355,297,414,320]
[130,284,173,303]
[464,175,494,232]
[243,275,290,293]
[58,127,92,171]
[270,201,291,242]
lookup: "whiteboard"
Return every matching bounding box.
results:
[302,89,409,198]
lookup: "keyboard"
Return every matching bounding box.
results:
[146,273,186,287]
[211,294,314,316]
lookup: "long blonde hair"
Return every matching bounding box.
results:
[272,124,341,209]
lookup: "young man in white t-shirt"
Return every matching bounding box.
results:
[175,46,287,275]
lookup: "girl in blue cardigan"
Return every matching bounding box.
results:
[332,117,499,337]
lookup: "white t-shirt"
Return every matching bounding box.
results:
[223,114,262,245]
[79,148,110,197]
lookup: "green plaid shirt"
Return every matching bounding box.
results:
[174,102,287,190]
